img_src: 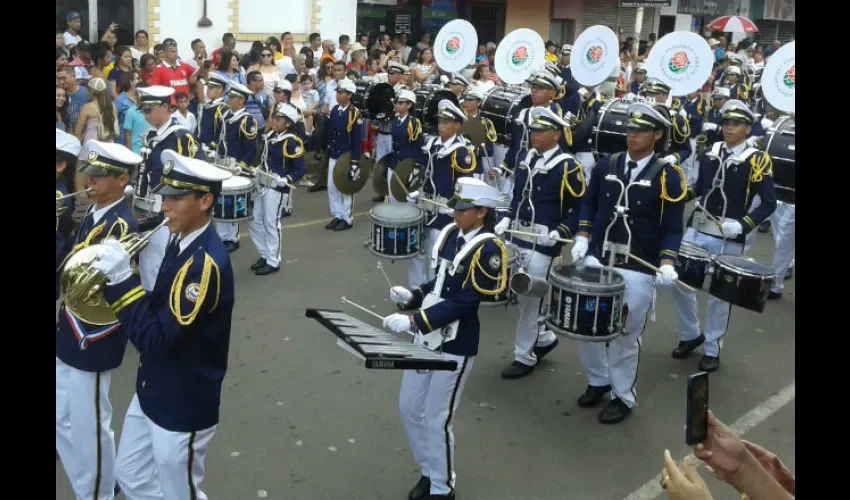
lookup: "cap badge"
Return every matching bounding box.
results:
[87,151,98,162]
[163,160,174,175]
[455,182,462,194]
[632,110,643,119]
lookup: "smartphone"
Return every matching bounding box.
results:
[686,372,709,445]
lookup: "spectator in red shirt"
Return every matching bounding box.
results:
[212,33,238,67]
[151,41,198,104]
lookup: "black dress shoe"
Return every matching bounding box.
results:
[250,258,266,270]
[114,483,122,496]
[784,267,793,280]
[325,218,340,229]
[308,184,327,192]
[408,476,431,500]
[281,210,292,217]
[598,398,632,424]
[699,355,720,372]
[333,220,353,231]
[224,241,240,253]
[671,334,705,359]
[255,264,280,276]
[500,361,534,379]
[768,291,782,300]
[428,495,455,500]
[577,385,611,408]
[533,338,559,361]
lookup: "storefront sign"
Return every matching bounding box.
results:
[619,1,672,7]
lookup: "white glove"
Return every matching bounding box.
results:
[721,220,743,238]
[662,154,679,165]
[702,122,718,132]
[383,313,412,333]
[745,136,761,148]
[537,229,560,247]
[622,92,637,101]
[390,286,413,307]
[440,75,449,85]
[571,235,589,263]
[90,239,133,285]
[655,264,678,287]
[678,108,688,118]
[268,174,283,188]
[406,190,420,204]
[578,88,589,99]
[494,217,511,236]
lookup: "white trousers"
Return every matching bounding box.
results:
[408,227,441,289]
[387,171,399,203]
[375,133,392,163]
[56,358,116,500]
[671,228,744,357]
[575,152,597,185]
[116,395,216,500]
[249,189,286,268]
[327,158,353,224]
[399,353,474,496]
[215,222,240,243]
[512,248,557,366]
[490,144,513,197]
[769,202,796,293]
[138,228,169,291]
[577,256,656,408]
[682,138,700,185]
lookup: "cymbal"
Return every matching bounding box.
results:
[332,152,372,195]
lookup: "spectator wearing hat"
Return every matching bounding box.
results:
[63,11,83,52]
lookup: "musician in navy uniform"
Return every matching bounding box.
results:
[215,81,259,251]
[681,90,709,184]
[324,77,363,231]
[56,130,81,301]
[701,87,731,145]
[387,88,425,202]
[494,107,585,379]
[628,62,648,96]
[723,66,750,103]
[407,100,481,289]
[249,103,307,275]
[137,85,208,291]
[670,101,776,372]
[92,150,235,500]
[460,86,500,190]
[56,140,141,500]
[570,65,620,180]
[557,44,583,116]
[197,73,230,151]
[570,103,687,424]
[444,73,470,105]
[385,177,510,500]
[641,78,693,167]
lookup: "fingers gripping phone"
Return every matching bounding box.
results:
[686,372,709,445]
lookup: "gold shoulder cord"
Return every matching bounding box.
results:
[659,164,688,219]
[346,108,359,134]
[672,114,690,144]
[408,118,423,142]
[451,147,477,174]
[283,137,305,159]
[169,254,221,326]
[240,117,258,140]
[176,133,200,158]
[745,152,773,206]
[483,118,498,143]
[560,159,586,212]
[463,238,509,296]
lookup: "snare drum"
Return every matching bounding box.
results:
[764,116,795,204]
[592,99,631,155]
[413,85,459,135]
[368,202,425,260]
[545,264,626,342]
[480,87,531,144]
[708,255,776,313]
[480,244,518,307]
[213,176,255,222]
[676,241,712,290]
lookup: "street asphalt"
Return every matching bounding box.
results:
[57,180,795,500]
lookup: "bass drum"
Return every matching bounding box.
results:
[351,81,395,120]
[764,115,795,204]
[414,84,460,135]
[592,99,631,155]
[480,87,531,144]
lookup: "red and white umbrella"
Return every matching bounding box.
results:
[706,16,759,33]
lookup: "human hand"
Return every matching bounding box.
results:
[741,440,795,495]
[720,220,743,239]
[693,410,748,480]
[571,235,588,262]
[390,286,413,308]
[383,313,412,333]
[655,264,678,287]
[662,449,714,500]
[494,217,511,236]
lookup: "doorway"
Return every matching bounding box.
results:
[56,0,136,45]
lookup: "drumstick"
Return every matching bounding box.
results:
[376,261,394,288]
[391,174,450,209]
[505,229,574,245]
[620,253,698,293]
[340,296,415,337]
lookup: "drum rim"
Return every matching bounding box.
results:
[679,241,712,259]
[713,255,776,278]
[545,320,622,343]
[549,264,627,292]
[370,203,424,221]
[223,176,255,188]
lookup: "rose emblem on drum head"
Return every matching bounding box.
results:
[668,51,690,74]
[511,46,528,66]
[586,45,603,65]
[446,36,461,55]
[783,65,795,88]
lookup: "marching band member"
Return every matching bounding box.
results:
[137,85,207,291]
[495,107,586,379]
[628,62,648,96]
[768,201,795,300]
[384,177,509,500]
[324,77,363,231]
[557,44,583,116]
[197,73,230,151]
[670,100,776,372]
[387,88,424,202]
[681,90,709,183]
[56,140,141,500]
[722,66,749,103]
[701,87,731,146]
[571,69,618,180]
[570,103,687,424]
[249,103,307,275]
[445,73,470,104]
[641,78,693,167]
[56,130,81,301]
[215,81,259,251]
[460,86,500,191]
[92,150,235,500]
[407,100,481,289]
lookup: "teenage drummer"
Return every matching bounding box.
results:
[369,63,408,202]
[570,102,687,424]
[324,78,363,231]
[641,78,693,168]
[460,86,501,190]
[197,73,230,153]
[406,100,481,289]
[386,88,424,202]
[444,73,470,105]
[493,107,586,379]
[249,103,306,276]
[557,44,583,116]
[669,100,776,373]
[215,81,259,252]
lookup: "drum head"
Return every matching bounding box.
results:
[715,255,775,278]
[494,29,546,85]
[433,20,478,73]
[480,88,531,141]
[550,264,626,292]
[371,201,423,222]
[224,176,254,189]
[644,31,715,96]
[570,25,620,87]
[366,82,396,120]
[680,241,711,259]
